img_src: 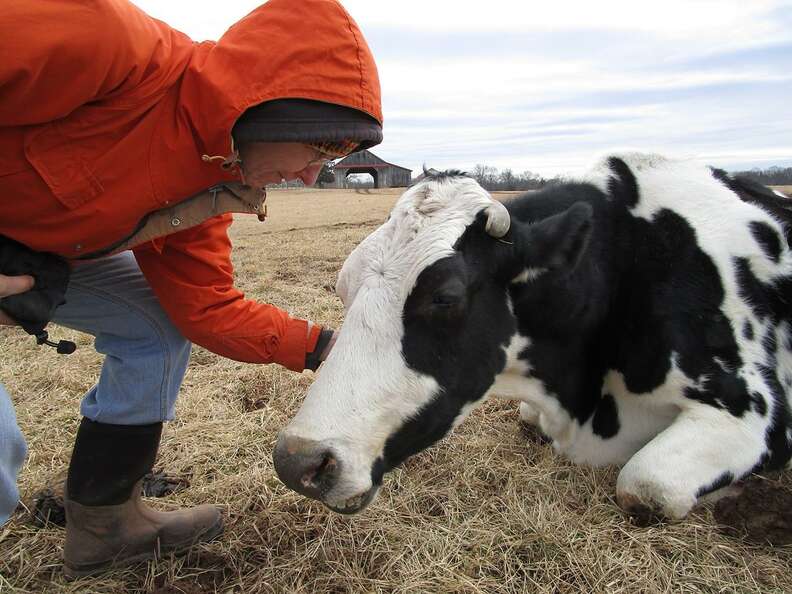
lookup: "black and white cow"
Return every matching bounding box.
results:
[273,153,792,521]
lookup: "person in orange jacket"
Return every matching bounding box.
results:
[0,0,382,578]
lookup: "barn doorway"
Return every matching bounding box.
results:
[343,167,379,189]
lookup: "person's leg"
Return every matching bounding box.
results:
[48,252,221,578]
[0,384,27,525]
[53,251,192,425]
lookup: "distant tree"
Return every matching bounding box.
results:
[517,170,545,190]
[471,164,498,190]
[733,166,792,186]
[499,168,517,191]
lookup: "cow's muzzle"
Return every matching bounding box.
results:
[273,435,341,501]
[273,434,379,514]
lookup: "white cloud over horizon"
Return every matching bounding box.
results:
[134,0,792,178]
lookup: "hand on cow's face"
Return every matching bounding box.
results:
[236,142,328,188]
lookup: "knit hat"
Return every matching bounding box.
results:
[232,99,382,156]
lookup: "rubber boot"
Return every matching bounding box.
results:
[62,419,223,579]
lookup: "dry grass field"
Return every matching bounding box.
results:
[1,188,791,593]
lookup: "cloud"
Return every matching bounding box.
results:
[134,0,792,176]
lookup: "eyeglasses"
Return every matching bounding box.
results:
[221,147,333,172]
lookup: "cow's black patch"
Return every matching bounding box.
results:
[734,257,772,320]
[392,223,517,471]
[422,168,469,183]
[749,391,768,416]
[696,471,734,498]
[734,257,792,325]
[750,221,782,263]
[610,209,745,408]
[743,320,754,341]
[592,393,620,439]
[713,168,792,249]
[371,456,385,487]
[683,369,751,417]
[762,327,778,360]
[607,157,640,208]
[756,363,792,470]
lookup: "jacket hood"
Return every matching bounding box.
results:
[180,0,382,160]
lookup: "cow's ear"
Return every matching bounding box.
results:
[522,202,593,271]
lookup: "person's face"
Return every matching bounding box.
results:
[237,142,330,188]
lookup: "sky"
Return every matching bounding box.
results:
[134,0,792,178]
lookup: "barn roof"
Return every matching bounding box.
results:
[335,149,412,172]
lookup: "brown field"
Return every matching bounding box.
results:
[771,185,792,196]
[1,188,791,593]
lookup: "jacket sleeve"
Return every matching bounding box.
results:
[0,0,191,126]
[133,215,322,371]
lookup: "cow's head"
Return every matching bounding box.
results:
[274,172,592,513]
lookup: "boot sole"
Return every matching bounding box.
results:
[62,515,224,580]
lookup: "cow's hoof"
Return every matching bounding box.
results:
[616,491,667,526]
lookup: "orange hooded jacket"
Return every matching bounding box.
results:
[0,0,382,371]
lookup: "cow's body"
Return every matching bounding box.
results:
[493,154,792,517]
[274,153,792,520]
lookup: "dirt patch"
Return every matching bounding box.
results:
[142,472,191,498]
[30,488,66,528]
[714,476,792,546]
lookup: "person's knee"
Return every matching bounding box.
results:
[86,312,192,425]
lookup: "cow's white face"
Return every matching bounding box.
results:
[273,173,594,513]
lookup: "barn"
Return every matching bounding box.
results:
[332,150,412,188]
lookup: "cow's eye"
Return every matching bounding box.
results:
[432,293,461,307]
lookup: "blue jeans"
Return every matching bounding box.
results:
[0,251,192,524]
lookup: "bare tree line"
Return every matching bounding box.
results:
[469,164,555,191]
[272,162,792,191]
[733,166,792,186]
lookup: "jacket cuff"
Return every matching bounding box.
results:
[273,318,322,372]
[304,328,335,371]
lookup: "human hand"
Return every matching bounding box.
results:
[0,273,34,325]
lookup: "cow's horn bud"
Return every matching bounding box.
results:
[485,200,510,238]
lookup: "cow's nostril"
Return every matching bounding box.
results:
[273,435,340,500]
[301,453,337,489]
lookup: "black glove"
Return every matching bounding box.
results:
[0,235,75,354]
[304,328,336,371]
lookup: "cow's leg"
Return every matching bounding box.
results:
[509,385,676,467]
[616,403,767,521]
[518,401,540,424]
[562,393,678,467]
